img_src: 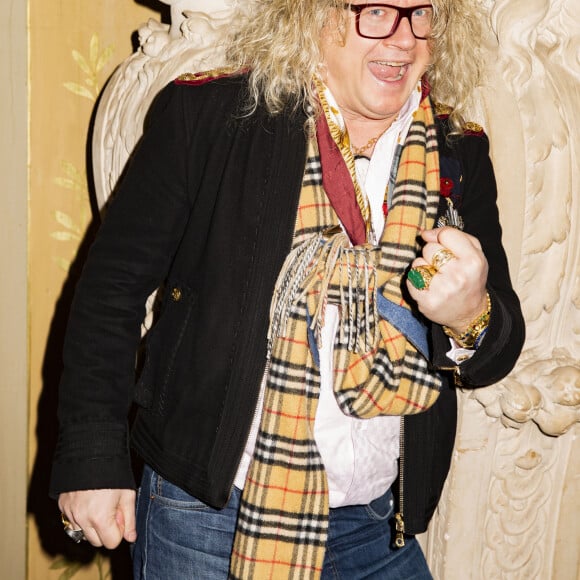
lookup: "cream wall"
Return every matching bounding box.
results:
[0,1,28,579]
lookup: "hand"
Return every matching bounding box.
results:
[406,227,489,334]
[59,488,137,549]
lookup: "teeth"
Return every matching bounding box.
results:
[370,61,408,81]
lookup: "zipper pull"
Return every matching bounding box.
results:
[394,512,406,548]
[453,365,464,387]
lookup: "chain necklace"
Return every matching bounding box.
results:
[351,131,385,157]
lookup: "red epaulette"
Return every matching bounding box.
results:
[462,121,485,137]
[435,103,486,137]
[434,102,453,119]
[174,67,239,86]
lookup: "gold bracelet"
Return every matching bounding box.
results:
[443,292,491,349]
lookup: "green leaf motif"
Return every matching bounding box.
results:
[89,34,99,67]
[54,210,77,231]
[54,177,81,191]
[49,557,69,570]
[49,556,84,579]
[96,46,115,73]
[55,33,116,272]
[64,33,115,101]
[72,49,92,76]
[51,161,91,271]
[94,552,113,580]
[51,231,80,242]
[61,160,82,179]
[63,82,95,101]
[53,256,72,271]
[59,562,84,580]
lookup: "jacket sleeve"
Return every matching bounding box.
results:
[431,132,525,387]
[50,83,196,495]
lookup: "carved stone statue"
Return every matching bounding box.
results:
[92,0,235,209]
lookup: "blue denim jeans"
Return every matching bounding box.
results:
[133,465,432,579]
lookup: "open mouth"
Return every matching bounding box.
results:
[369,62,409,82]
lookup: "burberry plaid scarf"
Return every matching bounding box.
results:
[230,94,442,579]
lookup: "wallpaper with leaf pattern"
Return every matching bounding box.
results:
[28,3,157,579]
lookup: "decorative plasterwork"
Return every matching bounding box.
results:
[474,349,579,436]
[472,0,580,437]
[92,0,235,208]
[424,1,579,577]
[481,420,563,579]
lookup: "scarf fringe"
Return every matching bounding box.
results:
[268,230,380,357]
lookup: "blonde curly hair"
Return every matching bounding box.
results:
[225,0,483,133]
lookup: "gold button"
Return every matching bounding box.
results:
[171,287,182,302]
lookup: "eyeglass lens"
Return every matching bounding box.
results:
[356,5,433,39]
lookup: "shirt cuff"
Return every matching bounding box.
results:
[446,338,475,363]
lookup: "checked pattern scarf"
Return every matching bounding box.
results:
[229,95,442,579]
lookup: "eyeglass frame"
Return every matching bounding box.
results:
[344,3,434,40]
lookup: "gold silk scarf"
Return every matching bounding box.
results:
[229,94,442,579]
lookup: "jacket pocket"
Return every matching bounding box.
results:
[134,282,197,412]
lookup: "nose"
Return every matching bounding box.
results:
[383,15,417,48]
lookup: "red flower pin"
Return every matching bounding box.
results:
[440,177,454,198]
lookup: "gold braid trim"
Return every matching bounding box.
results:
[313,77,371,239]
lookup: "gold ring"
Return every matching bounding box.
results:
[431,248,456,271]
[408,265,437,291]
[61,513,87,543]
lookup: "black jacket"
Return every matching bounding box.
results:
[50,74,525,534]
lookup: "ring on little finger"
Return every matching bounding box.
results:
[408,265,437,290]
[431,248,456,271]
[61,513,87,543]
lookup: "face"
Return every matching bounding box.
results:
[319,1,433,129]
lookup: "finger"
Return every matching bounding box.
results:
[439,227,482,254]
[74,505,123,549]
[118,490,137,543]
[419,227,442,244]
[421,227,482,254]
[85,516,124,549]
[80,525,104,548]
[59,499,84,535]
[422,243,456,270]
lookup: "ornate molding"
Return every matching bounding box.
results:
[469,0,580,440]
[482,421,560,578]
[473,349,580,436]
[92,0,235,208]
[424,2,580,577]
[487,0,580,350]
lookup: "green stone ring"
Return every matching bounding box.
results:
[408,265,437,290]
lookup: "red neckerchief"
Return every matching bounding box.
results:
[315,112,367,246]
[314,75,431,247]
